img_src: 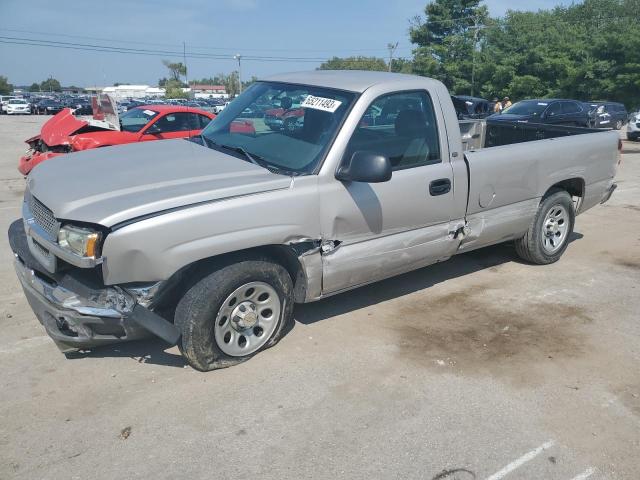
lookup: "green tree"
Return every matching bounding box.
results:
[29,82,40,92]
[40,78,62,92]
[474,0,640,107]
[318,56,389,71]
[162,60,187,83]
[409,0,489,95]
[163,79,189,98]
[0,76,14,95]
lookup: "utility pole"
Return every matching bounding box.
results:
[387,42,398,72]
[183,41,189,88]
[471,15,480,97]
[234,54,242,95]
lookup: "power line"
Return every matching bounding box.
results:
[0,36,330,62]
[0,28,411,55]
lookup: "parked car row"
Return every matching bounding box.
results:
[450,94,629,129]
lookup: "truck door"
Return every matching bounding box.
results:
[320,90,460,295]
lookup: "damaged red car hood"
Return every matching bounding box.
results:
[40,109,88,146]
[38,95,120,147]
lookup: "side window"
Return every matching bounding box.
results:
[562,102,581,114]
[346,91,441,171]
[152,112,192,133]
[199,114,212,129]
[546,102,562,116]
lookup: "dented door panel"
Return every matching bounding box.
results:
[319,163,460,295]
[321,222,454,295]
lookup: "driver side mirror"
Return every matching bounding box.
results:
[336,151,392,183]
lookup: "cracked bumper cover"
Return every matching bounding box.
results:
[8,219,180,353]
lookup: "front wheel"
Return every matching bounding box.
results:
[515,189,575,265]
[175,258,294,371]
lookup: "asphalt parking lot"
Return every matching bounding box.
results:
[0,115,638,480]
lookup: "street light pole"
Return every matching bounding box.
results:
[387,42,398,72]
[234,54,242,95]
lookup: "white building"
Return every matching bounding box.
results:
[101,85,165,99]
[190,84,229,99]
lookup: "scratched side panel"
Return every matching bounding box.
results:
[321,222,454,295]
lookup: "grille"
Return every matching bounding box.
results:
[29,195,59,239]
[32,239,51,257]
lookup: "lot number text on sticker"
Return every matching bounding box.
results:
[301,95,342,113]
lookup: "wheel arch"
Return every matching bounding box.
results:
[544,177,585,198]
[152,243,314,314]
[543,177,585,211]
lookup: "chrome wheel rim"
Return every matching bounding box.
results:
[541,204,570,254]
[214,281,281,357]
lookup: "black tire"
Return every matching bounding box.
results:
[284,117,298,133]
[628,133,639,142]
[515,189,575,265]
[175,257,294,371]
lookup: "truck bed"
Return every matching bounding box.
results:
[458,126,620,252]
[459,119,606,151]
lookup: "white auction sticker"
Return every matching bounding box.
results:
[143,109,156,116]
[301,95,342,113]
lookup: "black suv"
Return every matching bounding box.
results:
[489,99,590,127]
[585,101,628,130]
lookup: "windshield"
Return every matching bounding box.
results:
[503,100,550,117]
[120,108,159,132]
[10,99,27,104]
[200,81,356,175]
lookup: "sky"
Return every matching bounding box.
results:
[0,0,565,87]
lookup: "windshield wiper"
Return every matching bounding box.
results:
[200,136,292,175]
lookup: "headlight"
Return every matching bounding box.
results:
[58,225,101,258]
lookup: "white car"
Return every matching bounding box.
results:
[1,95,18,113]
[5,98,31,115]
[627,112,640,141]
[213,101,230,114]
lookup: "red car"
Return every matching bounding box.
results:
[263,96,304,133]
[19,103,216,175]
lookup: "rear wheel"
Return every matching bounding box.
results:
[175,258,294,371]
[515,189,575,265]
[615,120,623,130]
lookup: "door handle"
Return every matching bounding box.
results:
[429,178,451,196]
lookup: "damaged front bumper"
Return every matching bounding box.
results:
[9,219,180,353]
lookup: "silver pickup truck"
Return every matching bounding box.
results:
[9,71,619,371]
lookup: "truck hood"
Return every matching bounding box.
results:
[27,139,292,227]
